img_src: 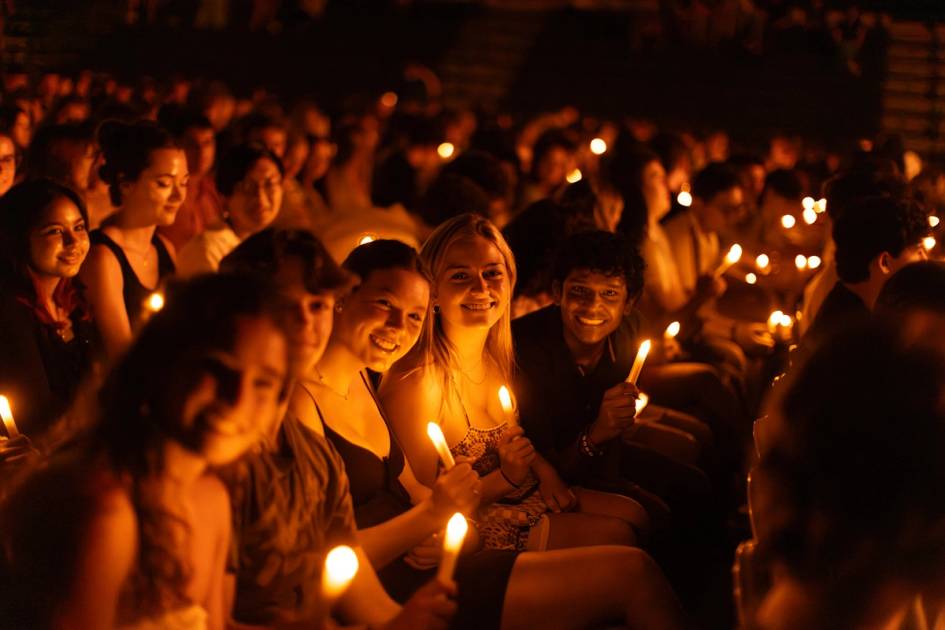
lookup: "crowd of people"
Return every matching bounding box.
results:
[0,63,944,630]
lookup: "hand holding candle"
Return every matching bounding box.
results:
[437,513,469,585]
[0,395,19,438]
[427,422,456,470]
[626,339,651,385]
[322,545,359,603]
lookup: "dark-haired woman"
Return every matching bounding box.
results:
[0,179,96,438]
[79,120,187,358]
[0,274,290,629]
[176,144,283,277]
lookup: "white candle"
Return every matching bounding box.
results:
[715,243,743,277]
[498,385,516,426]
[322,545,359,602]
[437,513,469,585]
[0,395,18,438]
[427,422,456,470]
[626,339,651,385]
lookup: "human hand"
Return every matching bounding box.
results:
[588,382,639,446]
[383,579,457,630]
[734,321,776,354]
[430,462,481,518]
[497,426,536,486]
[694,274,726,303]
[404,533,442,570]
[0,435,37,465]
[537,469,577,513]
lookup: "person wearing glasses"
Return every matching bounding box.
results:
[177,144,284,277]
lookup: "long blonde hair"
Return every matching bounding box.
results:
[411,213,517,413]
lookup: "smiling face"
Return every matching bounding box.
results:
[272,256,336,378]
[226,157,283,238]
[120,147,189,226]
[333,268,430,372]
[435,236,511,334]
[556,269,630,348]
[175,315,288,466]
[28,195,90,279]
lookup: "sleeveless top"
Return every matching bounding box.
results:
[90,230,175,329]
[116,605,208,630]
[306,372,518,630]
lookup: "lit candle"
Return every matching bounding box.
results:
[498,385,516,426]
[322,545,359,602]
[924,236,936,252]
[634,392,649,417]
[0,395,18,438]
[427,422,456,470]
[437,142,455,160]
[715,243,743,277]
[437,513,469,585]
[664,321,681,341]
[590,138,607,155]
[781,215,796,229]
[145,291,165,313]
[795,255,808,270]
[745,272,757,285]
[802,197,815,211]
[755,253,770,271]
[802,207,818,225]
[815,198,827,214]
[930,215,940,228]
[626,339,651,385]
[677,189,693,207]
[566,168,582,184]
[357,234,377,246]
[808,255,822,269]
[767,310,784,334]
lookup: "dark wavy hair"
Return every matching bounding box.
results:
[97,119,179,206]
[342,238,431,287]
[552,230,645,301]
[215,143,283,198]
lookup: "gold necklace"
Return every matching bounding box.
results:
[312,366,350,400]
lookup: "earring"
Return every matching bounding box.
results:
[334,303,343,313]
[433,304,440,314]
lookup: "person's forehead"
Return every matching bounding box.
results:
[565,269,626,287]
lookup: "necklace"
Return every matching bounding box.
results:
[312,366,349,399]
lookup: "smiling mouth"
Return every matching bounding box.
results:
[576,316,607,326]
[370,334,399,353]
[462,302,496,312]
[58,255,82,264]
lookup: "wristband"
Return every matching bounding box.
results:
[580,431,604,457]
[500,468,522,488]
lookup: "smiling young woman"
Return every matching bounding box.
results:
[0,179,96,437]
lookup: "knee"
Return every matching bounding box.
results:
[595,516,639,547]
[611,547,663,586]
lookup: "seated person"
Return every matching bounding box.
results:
[876,260,945,353]
[0,274,291,629]
[176,144,283,276]
[0,180,97,439]
[218,229,456,629]
[752,322,945,629]
[803,195,928,351]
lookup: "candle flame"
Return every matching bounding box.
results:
[665,321,681,339]
[445,512,469,550]
[803,208,818,225]
[427,422,455,469]
[930,216,940,228]
[638,339,651,358]
[924,236,936,251]
[358,234,377,246]
[590,138,607,155]
[437,142,455,160]
[802,197,815,211]
[146,292,165,313]
[795,254,808,270]
[635,392,649,416]
[676,190,693,207]
[815,198,827,213]
[566,168,582,184]
[726,243,743,264]
[808,255,822,269]
[0,395,18,438]
[324,545,359,587]
[768,310,784,330]
[745,272,757,284]
[781,215,797,229]
[498,385,513,414]
[779,313,793,328]
[755,253,770,270]
[380,91,398,108]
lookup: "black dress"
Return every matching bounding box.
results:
[89,230,175,329]
[311,374,518,630]
[0,288,98,437]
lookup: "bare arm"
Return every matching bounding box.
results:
[201,477,232,630]
[378,367,444,488]
[55,489,136,630]
[79,244,133,360]
[334,547,401,625]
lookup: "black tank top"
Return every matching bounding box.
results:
[90,230,175,329]
[304,372,413,528]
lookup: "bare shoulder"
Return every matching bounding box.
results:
[379,363,444,427]
[83,240,123,277]
[80,482,138,571]
[193,474,231,522]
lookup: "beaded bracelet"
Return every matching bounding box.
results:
[580,431,604,458]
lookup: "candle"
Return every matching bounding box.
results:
[924,236,936,252]
[0,395,18,438]
[795,255,808,270]
[498,385,516,426]
[930,216,940,228]
[767,310,784,334]
[626,339,651,385]
[808,255,822,270]
[802,197,815,211]
[745,272,757,285]
[322,545,359,602]
[664,321,681,341]
[590,138,607,155]
[145,291,165,313]
[815,198,827,214]
[781,215,796,229]
[634,392,649,417]
[755,253,770,271]
[715,243,742,277]
[677,189,693,207]
[437,513,469,585]
[437,142,455,160]
[802,207,818,225]
[357,234,377,246]
[427,422,456,470]
[566,168,582,184]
